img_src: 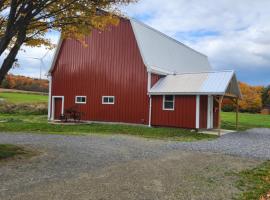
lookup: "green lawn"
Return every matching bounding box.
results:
[0,144,30,160]
[0,114,216,141]
[236,161,270,200]
[0,92,48,103]
[222,112,270,131]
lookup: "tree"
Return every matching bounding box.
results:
[262,85,270,107]
[0,0,136,83]
[222,82,263,113]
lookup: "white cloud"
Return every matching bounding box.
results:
[1,1,270,85]
[122,0,270,85]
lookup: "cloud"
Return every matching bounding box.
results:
[122,0,270,85]
[1,1,269,85]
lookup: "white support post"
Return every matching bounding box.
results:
[196,95,200,129]
[207,95,214,129]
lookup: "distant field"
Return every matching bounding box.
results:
[0,92,48,104]
[222,112,270,130]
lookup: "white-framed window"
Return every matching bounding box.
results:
[163,95,175,110]
[75,96,87,104]
[102,96,115,104]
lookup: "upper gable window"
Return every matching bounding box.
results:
[75,96,86,104]
[102,96,115,104]
[163,95,175,110]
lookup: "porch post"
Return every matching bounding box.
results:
[217,95,224,136]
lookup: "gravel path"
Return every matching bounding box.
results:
[0,128,269,199]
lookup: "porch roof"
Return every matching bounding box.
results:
[149,70,242,98]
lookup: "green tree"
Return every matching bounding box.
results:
[0,0,136,83]
[262,85,270,107]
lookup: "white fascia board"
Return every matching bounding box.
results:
[146,66,172,75]
[149,92,226,96]
[48,37,63,75]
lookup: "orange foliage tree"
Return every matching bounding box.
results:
[223,82,263,113]
[1,74,48,92]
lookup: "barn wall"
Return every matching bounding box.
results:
[51,19,149,124]
[199,95,208,129]
[151,95,196,129]
[151,73,164,87]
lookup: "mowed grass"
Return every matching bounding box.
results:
[0,114,217,142]
[222,112,270,131]
[0,144,31,160]
[0,92,47,103]
[236,161,270,200]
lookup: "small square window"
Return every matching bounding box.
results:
[163,95,175,110]
[102,96,115,104]
[75,96,86,104]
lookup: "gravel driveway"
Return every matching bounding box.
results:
[0,128,269,200]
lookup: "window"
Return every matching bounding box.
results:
[163,95,175,110]
[102,96,115,104]
[75,96,86,104]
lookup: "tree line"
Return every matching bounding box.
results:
[223,82,270,113]
[0,74,48,93]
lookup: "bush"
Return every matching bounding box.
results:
[0,102,47,115]
[222,104,235,112]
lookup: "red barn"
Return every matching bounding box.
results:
[48,18,241,130]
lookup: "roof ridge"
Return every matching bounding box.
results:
[130,18,208,58]
[172,70,234,75]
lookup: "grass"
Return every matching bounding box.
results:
[236,161,270,200]
[222,112,270,131]
[0,144,30,160]
[0,92,47,103]
[0,114,217,141]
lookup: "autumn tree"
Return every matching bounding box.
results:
[223,82,263,113]
[0,0,136,83]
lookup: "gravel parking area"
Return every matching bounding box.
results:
[0,128,269,200]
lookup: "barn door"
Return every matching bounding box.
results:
[53,97,64,120]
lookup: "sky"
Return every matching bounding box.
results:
[2,0,270,86]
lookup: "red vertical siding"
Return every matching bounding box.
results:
[199,95,208,129]
[51,19,149,124]
[151,95,196,129]
[151,74,163,87]
[54,98,62,119]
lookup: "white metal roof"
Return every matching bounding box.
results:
[130,19,212,74]
[149,70,242,98]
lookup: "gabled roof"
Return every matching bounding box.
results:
[48,18,212,75]
[149,70,242,98]
[130,19,212,74]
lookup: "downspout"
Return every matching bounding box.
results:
[196,95,200,129]
[47,75,52,120]
[148,71,152,127]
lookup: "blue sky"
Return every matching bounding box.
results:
[3,0,270,86]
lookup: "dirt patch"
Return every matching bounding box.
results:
[10,151,261,200]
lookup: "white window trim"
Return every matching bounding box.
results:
[102,96,115,105]
[162,95,175,111]
[75,96,87,104]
